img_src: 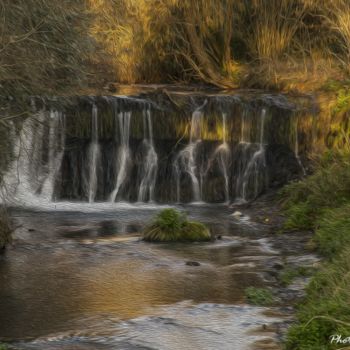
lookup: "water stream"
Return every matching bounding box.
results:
[0,89,317,350]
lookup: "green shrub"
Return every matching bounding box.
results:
[282,151,350,230]
[143,208,211,242]
[0,343,8,350]
[315,205,350,258]
[245,287,275,306]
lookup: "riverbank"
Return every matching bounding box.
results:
[281,148,350,349]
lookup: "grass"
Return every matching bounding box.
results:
[0,344,7,350]
[279,266,313,287]
[245,287,275,306]
[282,145,350,349]
[281,150,350,230]
[286,247,350,350]
[0,209,12,250]
[142,208,211,242]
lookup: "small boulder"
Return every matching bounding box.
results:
[231,211,243,218]
[186,261,201,266]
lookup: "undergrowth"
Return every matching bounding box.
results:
[282,145,350,349]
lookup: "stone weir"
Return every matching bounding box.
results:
[3,90,317,204]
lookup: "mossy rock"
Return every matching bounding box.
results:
[143,208,211,242]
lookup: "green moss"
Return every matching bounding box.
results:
[0,343,8,350]
[244,287,275,306]
[143,208,211,242]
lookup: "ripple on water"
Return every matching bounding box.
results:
[9,302,281,350]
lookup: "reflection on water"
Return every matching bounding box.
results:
[0,205,282,349]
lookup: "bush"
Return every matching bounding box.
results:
[143,208,211,242]
[245,287,275,306]
[315,205,350,258]
[0,209,12,250]
[281,151,350,230]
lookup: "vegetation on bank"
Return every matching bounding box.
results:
[282,144,350,349]
[2,0,350,96]
[245,287,275,306]
[143,208,211,242]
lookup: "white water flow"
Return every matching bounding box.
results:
[41,110,66,201]
[241,109,267,201]
[235,111,251,199]
[110,111,131,202]
[175,106,204,202]
[218,113,230,202]
[294,117,306,176]
[1,109,66,205]
[205,113,230,202]
[87,104,100,203]
[138,109,158,202]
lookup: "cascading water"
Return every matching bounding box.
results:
[204,112,230,202]
[138,109,158,202]
[2,108,65,204]
[174,102,207,202]
[41,110,65,201]
[236,109,267,202]
[2,93,307,206]
[87,104,101,203]
[110,107,131,202]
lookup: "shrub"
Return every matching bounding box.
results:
[143,208,211,242]
[281,150,350,230]
[315,205,350,259]
[245,287,275,306]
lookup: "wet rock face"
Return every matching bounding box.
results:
[7,92,313,204]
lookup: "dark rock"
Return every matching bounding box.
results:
[28,228,35,232]
[216,235,222,240]
[186,261,200,266]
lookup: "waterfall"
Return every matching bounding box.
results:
[138,109,158,202]
[174,105,205,202]
[205,112,230,202]
[110,109,131,202]
[241,109,267,200]
[2,94,307,206]
[87,104,101,203]
[2,108,65,204]
[218,113,230,202]
[40,110,66,201]
[236,109,267,201]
